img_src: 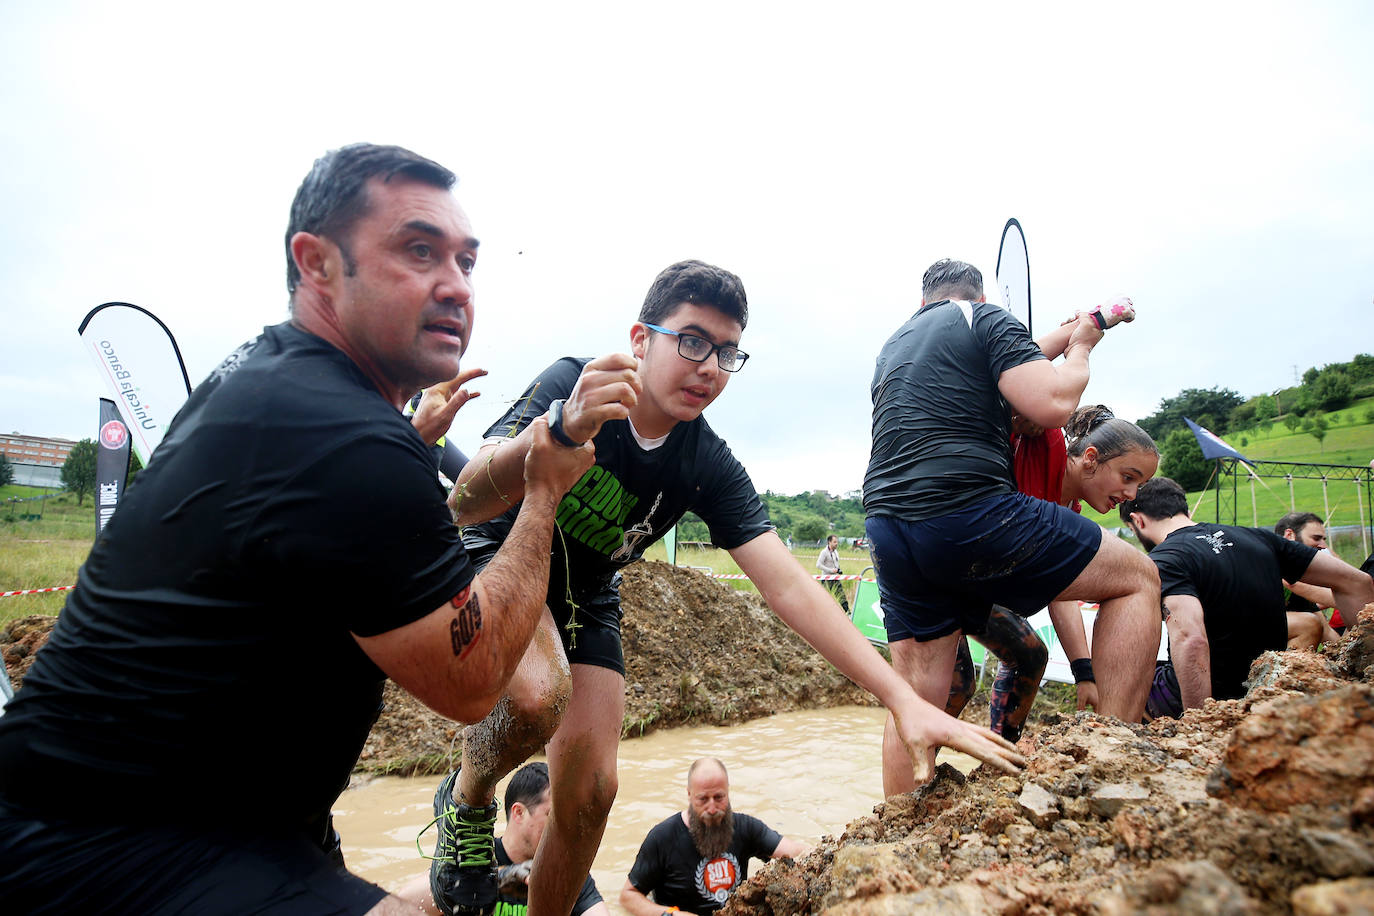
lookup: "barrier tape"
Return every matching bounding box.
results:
[1,586,75,598]
[711,573,868,581]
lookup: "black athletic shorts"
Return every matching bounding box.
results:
[0,796,386,915]
[462,533,626,675]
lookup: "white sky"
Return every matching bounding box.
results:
[2,1,1372,495]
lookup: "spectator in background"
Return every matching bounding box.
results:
[816,535,850,614]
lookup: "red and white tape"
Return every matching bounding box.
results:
[1,586,75,599]
[710,573,866,581]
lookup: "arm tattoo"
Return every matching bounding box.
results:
[1160,598,1171,623]
[449,587,483,659]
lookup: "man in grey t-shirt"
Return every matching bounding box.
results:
[864,259,1161,796]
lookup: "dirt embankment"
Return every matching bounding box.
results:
[723,606,1374,916]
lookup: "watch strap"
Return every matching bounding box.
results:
[547,399,583,448]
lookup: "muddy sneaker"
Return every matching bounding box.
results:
[420,769,498,916]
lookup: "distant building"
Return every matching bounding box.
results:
[2,433,78,488]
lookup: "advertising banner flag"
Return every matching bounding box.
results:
[78,302,192,466]
[95,398,131,535]
[995,218,1031,335]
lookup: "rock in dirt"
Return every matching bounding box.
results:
[1208,683,1374,823]
[1290,877,1374,915]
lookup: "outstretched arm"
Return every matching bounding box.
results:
[729,531,1024,779]
[1298,551,1374,618]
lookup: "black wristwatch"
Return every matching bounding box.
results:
[546,399,584,448]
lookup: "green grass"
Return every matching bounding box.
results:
[1079,395,1374,566]
[1,487,93,626]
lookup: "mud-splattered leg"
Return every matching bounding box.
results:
[527,663,624,916]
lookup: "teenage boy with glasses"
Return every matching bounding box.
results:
[421,259,1023,916]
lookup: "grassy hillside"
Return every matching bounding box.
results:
[1082,395,1374,566]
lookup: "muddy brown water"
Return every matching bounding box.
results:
[333,705,979,913]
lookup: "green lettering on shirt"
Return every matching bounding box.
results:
[555,469,642,557]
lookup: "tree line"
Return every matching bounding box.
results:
[1140,354,1374,491]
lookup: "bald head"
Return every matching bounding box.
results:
[687,757,728,789]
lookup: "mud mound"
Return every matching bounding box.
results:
[723,606,1374,915]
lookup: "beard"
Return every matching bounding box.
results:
[687,804,734,859]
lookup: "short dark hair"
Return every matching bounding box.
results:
[285,143,456,296]
[921,259,983,302]
[1274,512,1323,537]
[1118,477,1188,524]
[638,260,748,329]
[1064,405,1158,464]
[504,762,550,817]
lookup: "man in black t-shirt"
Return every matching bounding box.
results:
[0,144,593,915]
[427,260,1022,916]
[863,258,1161,796]
[620,758,808,915]
[1120,478,1374,717]
[1273,512,1342,647]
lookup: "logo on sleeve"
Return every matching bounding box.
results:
[695,852,742,905]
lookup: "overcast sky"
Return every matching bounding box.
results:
[3,1,1371,495]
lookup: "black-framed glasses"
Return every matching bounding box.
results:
[643,323,750,372]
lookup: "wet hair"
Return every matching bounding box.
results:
[504,761,550,817]
[285,143,456,297]
[1274,512,1323,537]
[1065,405,1159,464]
[1118,477,1188,524]
[639,261,748,329]
[921,259,983,302]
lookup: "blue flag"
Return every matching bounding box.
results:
[1185,417,1254,466]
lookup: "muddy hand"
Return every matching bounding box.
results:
[562,353,641,443]
[411,367,487,446]
[898,704,1024,782]
[497,860,532,896]
[524,416,595,498]
[1076,681,1100,712]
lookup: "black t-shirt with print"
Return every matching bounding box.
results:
[0,322,473,829]
[627,812,782,913]
[1150,524,1316,700]
[465,357,773,602]
[864,299,1046,521]
[494,837,602,916]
